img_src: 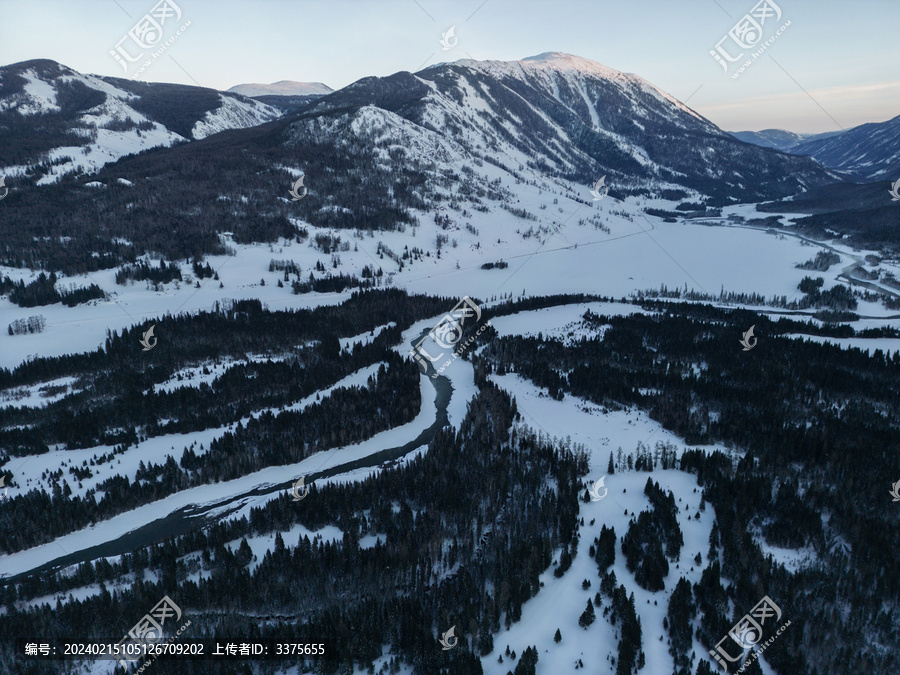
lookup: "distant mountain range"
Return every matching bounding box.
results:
[227,80,334,97]
[225,81,335,113]
[729,128,834,152]
[731,115,900,181]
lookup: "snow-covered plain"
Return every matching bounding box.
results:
[4,194,897,372]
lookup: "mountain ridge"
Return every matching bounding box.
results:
[227,80,334,97]
[731,115,900,180]
[0,59,282,183]
[307,51,838,202]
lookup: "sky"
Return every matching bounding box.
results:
[0,0,898,133]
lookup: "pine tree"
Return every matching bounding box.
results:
[608,451,615,474]
[553,628,561,643]
[513,646,538,675]
[708,521,719,561]
[595,524,616,572]
[578,599,595,628]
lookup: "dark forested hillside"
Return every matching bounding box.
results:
[1,293,898,674]
[0,290,465,552]
[472,302,900,674]
[0,381,588,675]
[0,104,436,273]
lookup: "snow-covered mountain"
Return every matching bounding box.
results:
[732,116,900,181]
[0,52,865,281]
[0,54,840,199]
[227,80,333,97]
[789,114,900,180]
[308,52,837,202]
[0,59,282,184]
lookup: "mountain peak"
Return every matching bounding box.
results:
[522,51,574,60]
[439,52,627,80]
[521,51,608,68]
[0,60,281,182]
[2,58,74,79]
[430,52,703,125]
[518,51,632,80]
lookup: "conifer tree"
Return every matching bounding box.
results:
[578,599,596,628]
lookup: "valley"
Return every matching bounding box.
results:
[1,45,899,675]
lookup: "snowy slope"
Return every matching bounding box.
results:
[191,92,282,139]
[480,368,727,675]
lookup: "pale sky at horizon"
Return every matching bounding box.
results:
[1,0,898,134]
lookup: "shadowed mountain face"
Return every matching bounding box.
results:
[732,115,900,181]
[789,114,900,181]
